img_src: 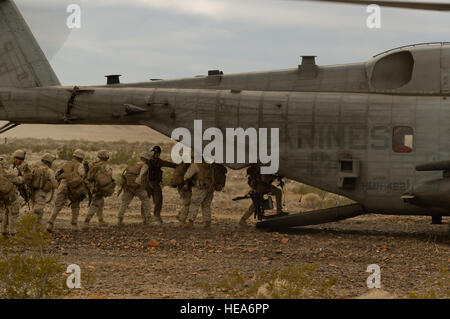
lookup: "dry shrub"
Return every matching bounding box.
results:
[301,193,322,209]
[0,214,69,299]
[200,264,338,299]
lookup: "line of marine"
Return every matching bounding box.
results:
[0,147,286,235]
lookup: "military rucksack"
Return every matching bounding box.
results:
[212,163,227,191]
[0,167,16,205]
[30,164,53,192]
[68,182,89,202]
[122,162,144,189]
[57,161,87,200]
[87,161,115,197]
[193,163,214,188]
[170,163,189,188]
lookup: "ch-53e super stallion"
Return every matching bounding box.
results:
[1,0,450,231]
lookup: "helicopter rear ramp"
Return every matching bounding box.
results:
[256,204,365,229]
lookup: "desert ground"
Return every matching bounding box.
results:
[1,125,449,299]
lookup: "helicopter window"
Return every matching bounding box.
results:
[393,126,414,153]
[371,51,414,90]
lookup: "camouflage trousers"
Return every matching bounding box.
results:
[148,181,163,218]
[118,187,151,224]
[0,191,20,235]
[187,187,214,223]
[241,185,283,221]
[48,183,81,227]
[176,185,192,222]
[32,189,51,224]
[85,194,105,223]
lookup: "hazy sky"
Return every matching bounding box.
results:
[4,0,450,140]
[14,0,450,86]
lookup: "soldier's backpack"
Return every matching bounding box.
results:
[0,168,16,205]
[31,165,53,192]
[211,163,228,191]
[122,162,144,189]
[170,163,189,188]
[87,161,116,197]
[58,161,88,201]
[194,163,214,188]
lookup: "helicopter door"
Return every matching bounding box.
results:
[442,46,450,93]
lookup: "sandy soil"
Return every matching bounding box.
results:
[32,168,449,299]
[0,123,171,143]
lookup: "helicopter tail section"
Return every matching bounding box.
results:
[0,0,60,88]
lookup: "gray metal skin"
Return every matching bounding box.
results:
[0,0,449,218]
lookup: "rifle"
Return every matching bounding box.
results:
[117,185,123,197]
[233,191,270,220]
[86,182,92,207]
[83,161,89,176]
[275,174,285,189]
[16,166,31,210]
[82,161,92,206]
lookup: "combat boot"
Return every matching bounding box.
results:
[239,218,248,227]
[204,221,211,229]
[118,218,124,228]
[99,220,107,227]
[176,214,186,224]
[185,220,194,228]
[155,216,163,225]
[71,223,79,231]
[46,222,54,233]
[82,221,89,231]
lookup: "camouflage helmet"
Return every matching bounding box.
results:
[140,151,150,160]
[73,149,85,160]
[13,149,26,160]
[97,150,110,160]
[41,153,55,164]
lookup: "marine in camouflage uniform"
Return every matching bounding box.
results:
[174,163,192,224]
[117,151,152,227]
[46,149,87,232]
[83,150,114,229]
[240,164,283,226]
[147,146,176,224]
[184,162,215,228]
[31,153,57,224]
[0,156,5,227]
[0,150,30,235]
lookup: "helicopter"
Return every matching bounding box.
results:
[0,0,450,230]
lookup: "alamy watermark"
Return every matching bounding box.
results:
[170,120,280,174]
[66,264,82,289]
[366,264,381,289]
[366,4,381,29]
[66,4,81,29]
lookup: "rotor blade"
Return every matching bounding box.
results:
[300,0,450,11]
